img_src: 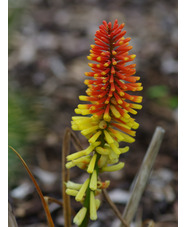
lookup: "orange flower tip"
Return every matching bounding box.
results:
[94,73,99,77]
[119,91,125,96]
[96,64,100,68]
[111,67,115,74]
[105,100,109,104]
[103,115,111,122]
[101,71,106,75]
[90,44,95,48]
[124,57,129,61]
[84,80,90,85]
[127,37,131,41]
[88,63,93,67]
[132,122,139,129]
[129,96,134,101]
[135,96,143,103]
[132,104,143,110]
[86,91,91,96]
[131,54,136,60]
[130,109,137,115]
[137,87,143,91]
[87,56,92,60]
[121,22,125,27]
[96,56,102,61]
[117,100,123,104]
[84,72,89,76]
[104,63,109,67]
[124,113,131,119]
[112,50,117,55]
[111,87,115,92]
[112,61,117,66]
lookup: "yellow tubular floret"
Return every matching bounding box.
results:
[130,104,143,110]
[66,189,78,196]
[75,178,90,202]
[74,108,82,114]
[79,95,89,101]
[103,112,111,122]
[120,132,135,143]
[96,147,110,155]
[135,96,143,103]
[73,207,87,226]
[90,191,97,220]
[67,150,86,161]
[104,130,114,144]
[101,162,125,172]
[89,170,97,190]
[84,142,101,155]
[89,130,102,143]
[98,155,109,168]
[108,149,119,162]
[120,146,129,153]
[81,125,99,136]
[66,181,82,190]
[87,154,97,173]
[95,199,101,210]
[110,143,121,155]
[73,155,91,165]
[110,105,121,118]
[108,128,125,141]
[66,161,76,169]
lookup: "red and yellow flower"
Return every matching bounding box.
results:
[66,19,143,226]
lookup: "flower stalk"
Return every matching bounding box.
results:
[65,19,143,226]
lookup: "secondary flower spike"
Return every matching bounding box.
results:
[66,19,143,226]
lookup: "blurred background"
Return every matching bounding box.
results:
[8,0,177,226]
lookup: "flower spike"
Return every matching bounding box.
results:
[66,19,143,226]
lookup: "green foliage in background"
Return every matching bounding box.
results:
[8,88,45,187]
[146,85,178,109]
[8,0,37,188]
